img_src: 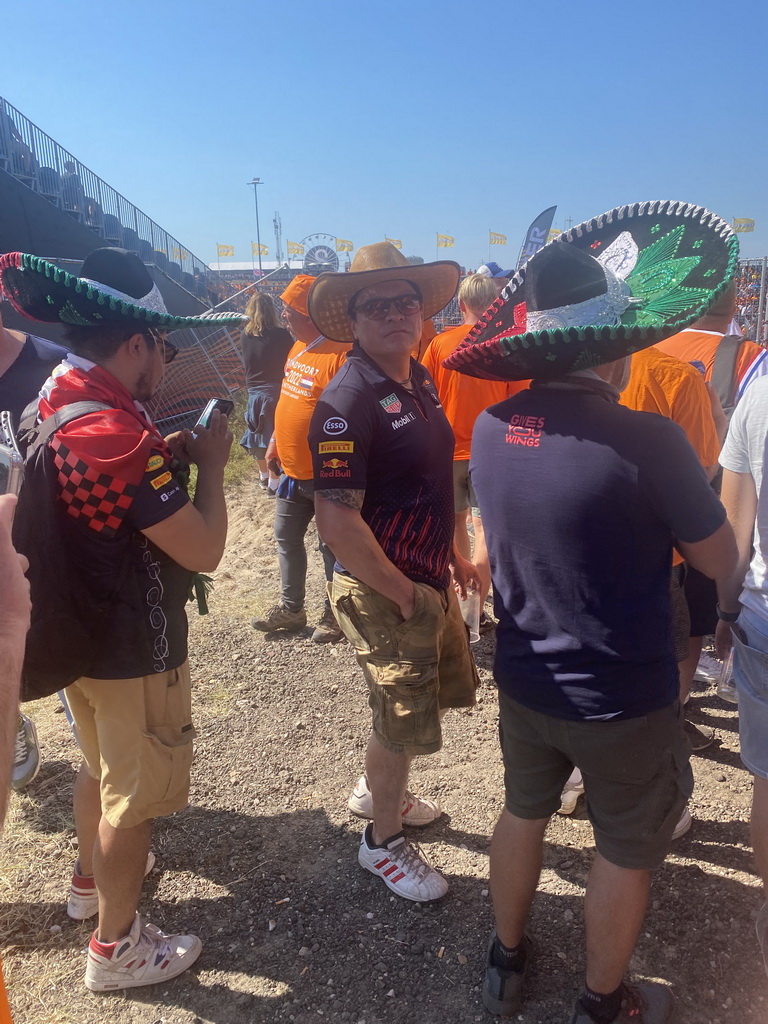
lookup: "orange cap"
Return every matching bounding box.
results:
[279,274,315,316]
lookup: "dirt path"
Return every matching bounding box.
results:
[1,472,765,1023]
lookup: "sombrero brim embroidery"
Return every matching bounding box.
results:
[445,201,739,381]
[0,252,244,330]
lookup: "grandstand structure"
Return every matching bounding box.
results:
[0,96,220,303]
[1,91,765,426]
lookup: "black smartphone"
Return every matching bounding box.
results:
[0,411,23,497]
[194,398,235,431]
[267,457,281,475]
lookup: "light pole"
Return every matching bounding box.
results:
[248,177,263,275]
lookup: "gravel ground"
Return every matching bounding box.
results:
[1,473,766,1024]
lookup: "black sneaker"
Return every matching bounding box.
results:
[482,931,531,1016]
[569,982,673,1023]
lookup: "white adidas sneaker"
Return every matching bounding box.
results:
[358,825,448,902]
[348,774,442,826]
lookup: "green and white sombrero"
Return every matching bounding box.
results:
[0,247,244,330]
[444,200,740,381]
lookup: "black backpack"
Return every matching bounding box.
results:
[13,401,132,701]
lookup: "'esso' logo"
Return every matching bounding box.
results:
[323,418,348,435]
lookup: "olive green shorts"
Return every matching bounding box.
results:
[498,692,693,870]
[66,661,196,829]
[330,573,478,756]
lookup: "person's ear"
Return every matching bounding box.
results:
[125,331,150,361]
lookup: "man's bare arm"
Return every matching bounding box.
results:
[314,490,416,619]
[676,518,737,581]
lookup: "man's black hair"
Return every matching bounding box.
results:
[63,324,151,363]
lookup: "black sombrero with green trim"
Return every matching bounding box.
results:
[0,248,244,330]
[444,200,739,381]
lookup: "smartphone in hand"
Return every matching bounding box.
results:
[194,398,235,431]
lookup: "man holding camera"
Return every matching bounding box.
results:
[0,247,240,992]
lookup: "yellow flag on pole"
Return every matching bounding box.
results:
[436,233,454,248]
[733,218,755,232]
[172,246,188,261]
[489,231,507,246]
[547,228,560,242]
[252,242,268,256]
[385,237,402,250]
[287,241,305,255]
[336,238,353,252]
[217,244,234,258]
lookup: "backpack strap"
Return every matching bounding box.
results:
[23,401,112,455]
[711,335,742,414]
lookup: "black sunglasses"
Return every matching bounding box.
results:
[146,330,179,365]
[353,294,422,321]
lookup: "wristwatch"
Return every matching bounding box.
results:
[716,604,740,622]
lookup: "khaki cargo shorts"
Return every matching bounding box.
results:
[330,573,478,756]
[66,661,196,829]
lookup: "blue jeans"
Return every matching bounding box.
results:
[274,476,336,612]
[733,608,768,780]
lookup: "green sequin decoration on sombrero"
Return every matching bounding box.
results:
[623,226,711,327]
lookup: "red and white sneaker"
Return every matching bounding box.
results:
[67,852,156,920]
[348,775,442,827]
[358,824,448,902]
[85,913,201,991]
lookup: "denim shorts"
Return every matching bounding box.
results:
[732,609,768,780]
[330,573,478,755]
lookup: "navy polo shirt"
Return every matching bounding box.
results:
[470,383,727,721]
[309,346,455,590]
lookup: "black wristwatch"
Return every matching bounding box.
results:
[716,604,740,623]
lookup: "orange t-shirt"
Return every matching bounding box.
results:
[273,337,351,479]
[654,328,763,385]
[421,325,528,460]
[0,958,12,1024]
[621,346,721,566]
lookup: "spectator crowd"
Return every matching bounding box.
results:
[1,198,767,1024]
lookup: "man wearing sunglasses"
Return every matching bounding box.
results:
[306,243,480,903]
[0,246,241,991]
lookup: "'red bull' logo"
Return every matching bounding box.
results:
[320,456,352,479]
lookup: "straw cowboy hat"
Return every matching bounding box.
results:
[0,247,243,330]
[444,200,739,381]
[308,241,460,343]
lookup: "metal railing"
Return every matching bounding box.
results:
[0,95,219,304]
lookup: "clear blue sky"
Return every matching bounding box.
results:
[3,0,767,269]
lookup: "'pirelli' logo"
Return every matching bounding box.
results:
[150,471,173,490]
[318,441,354,454]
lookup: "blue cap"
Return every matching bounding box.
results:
[477,261,511,279]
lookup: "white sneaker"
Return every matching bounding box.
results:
[694,651,722,684]
[11,714,40,791]
[557,767,584,815]
[348,774,442,826]
[85,913,201,991]
[358,825,448,902]
[672,806,692,840]
[68,852,156,920]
